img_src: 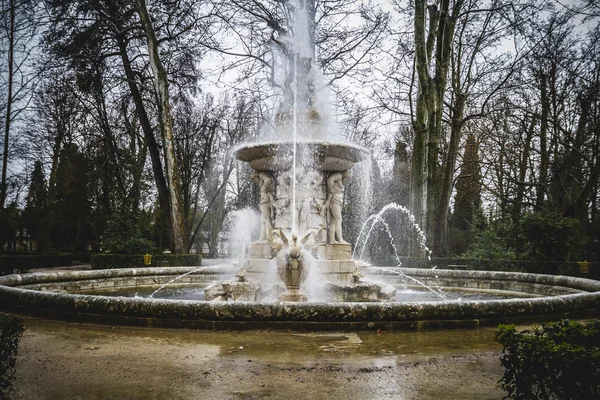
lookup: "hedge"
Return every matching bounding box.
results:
[91,254,202,269]
[71,253,93,263]
[496,320,600,399]
[0,254,73,275]
[366,256,589,276]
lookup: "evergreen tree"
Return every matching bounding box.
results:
[23,161,47,251]
[51,143,92,251]
[0,203,19,252]
[450,134,481,254]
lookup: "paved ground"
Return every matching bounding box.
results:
[12,317,506,400]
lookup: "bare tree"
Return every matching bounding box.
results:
[207,0,388,119]
[373,0,539,255]
[0,0,41,208]
[45,0,211,252]
[137,0,186,253]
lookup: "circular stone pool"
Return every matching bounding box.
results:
[1,266,599,330]
[72,286,510,303]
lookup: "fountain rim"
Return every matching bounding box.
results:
[1,267,599,331]
[232,139,370,153]
[232,139,370,172]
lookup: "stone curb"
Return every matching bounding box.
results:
[1,267,599,330]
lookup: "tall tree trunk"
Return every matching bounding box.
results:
[411,0,430,242]
[136,0,186,253]
[434,91,465,256]
[411,0,462,256]
[123,105,147,215]
[1,0,15,209]
[536,74,549,209]
[114,31,174,250]
[564,89,598,219]
[513,117,535,257]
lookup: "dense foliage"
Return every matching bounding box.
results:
[460,211,590,268]
[0,254,73,275]
[90,254,202,269]
[0,315,25,399]
[0,1,598,261]
[495,320,600,399]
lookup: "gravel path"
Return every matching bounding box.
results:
[11,317,506,399]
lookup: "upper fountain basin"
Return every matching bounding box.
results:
[234,140,370,171]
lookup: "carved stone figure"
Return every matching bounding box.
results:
[297,170,323,234]
[252,171,276,242]
[325,171,351,244]
[273,230,314,302]
[275,170,292,217]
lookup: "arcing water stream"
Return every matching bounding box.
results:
[353,203,444,299]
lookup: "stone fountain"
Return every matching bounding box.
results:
[230,123,381,301]
[205,106,392,302]
[203,0,391,302]
[3,0,599,329]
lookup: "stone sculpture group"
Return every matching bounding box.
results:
[252,168,351,246]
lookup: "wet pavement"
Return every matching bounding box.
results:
[12,317,506,399]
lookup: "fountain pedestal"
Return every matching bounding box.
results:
[245,242,359,284]
[234,133,369,301]
[316,243,352,260]
[278,290,307,302]
[249,242,277,259]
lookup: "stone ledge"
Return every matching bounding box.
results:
[1,268,600,331]
[315,244,352,260]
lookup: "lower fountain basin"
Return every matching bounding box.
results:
[1,267,599,330]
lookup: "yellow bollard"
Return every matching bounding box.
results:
[144,253,152,266]
[577,260,590,275]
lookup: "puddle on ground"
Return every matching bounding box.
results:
[21,316,501,365]
[15,316,510,400]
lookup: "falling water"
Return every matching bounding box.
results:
[227,208,259,266]
[353,203,431,260]
[291,50,298,233]
[366,266,446,299]
[352,203,443,299]
[149,267,204,298]
[288,0,314,234]
[358,220,445,299]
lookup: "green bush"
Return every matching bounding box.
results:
[71,253,93,263]
[520,212,584,262]
[495,320,600,399]
[366,256,582,275]
[0,254,73,275]
[90,254,145,269]
[102,210,156,255]
[468,259,579,275]
[462,221,516,260]
[0,315,25,399]
[91,254,202,269]
[121,238,155,255]
[152,254,202,267]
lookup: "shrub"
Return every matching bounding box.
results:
[462,221,516,260]
[0,315,25,399]
[495,320,600,399]
[102,211,156,254]
[91,254,202,269]
[121,238,155,255]
[90,254,145,269]
[0,254,73,275]
[520,212,584,262]
[71,253,93,263]
[152,254,202,267]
